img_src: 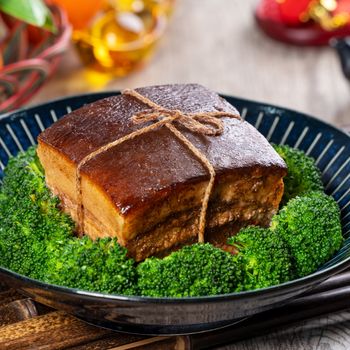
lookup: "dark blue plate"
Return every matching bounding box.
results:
[0,93,349,335]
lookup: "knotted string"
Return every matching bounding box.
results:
[76,89,241,243]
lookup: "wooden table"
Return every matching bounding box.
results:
[11,0,350,349]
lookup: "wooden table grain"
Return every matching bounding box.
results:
[15,0,350,349]
[217,310,350,350]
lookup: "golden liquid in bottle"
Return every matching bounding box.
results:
[73,1,171,77]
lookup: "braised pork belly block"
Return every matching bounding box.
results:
[37,84,287,261]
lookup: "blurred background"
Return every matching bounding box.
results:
[1,0,349,126]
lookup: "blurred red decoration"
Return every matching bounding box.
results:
[256,0,350,45]
[278,0,311,26]
[0,5,71,113]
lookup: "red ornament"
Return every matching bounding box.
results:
[278,0,311,26]
[255,0,350,46]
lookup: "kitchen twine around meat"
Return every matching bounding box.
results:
[76,89,241,243]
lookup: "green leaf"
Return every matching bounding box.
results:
[0,0,57,33]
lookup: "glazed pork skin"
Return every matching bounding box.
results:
[37,84,287,261]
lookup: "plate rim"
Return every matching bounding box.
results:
[1,91,349,139]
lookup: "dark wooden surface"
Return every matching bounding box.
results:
[216,310,350,350]
[0,283,188,350]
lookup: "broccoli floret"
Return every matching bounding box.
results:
[0,147,74,279]
[228,227,293,291]
[273,144,324,205]
[44,236,138,295]
[271,191,343,277]
[137,243,239,297]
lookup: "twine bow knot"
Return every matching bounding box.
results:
[76,88,241,243]
[131,106,228,137]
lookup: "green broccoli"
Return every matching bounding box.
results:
[0,146,344,297]
[0,147,74,279]
[273,144,324,205]
[137,243,240,297]
[0,147,137,296]
[138,228,294,296]
[228,226,293,291]
[44,236,138,295]
[271,191,343,277]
